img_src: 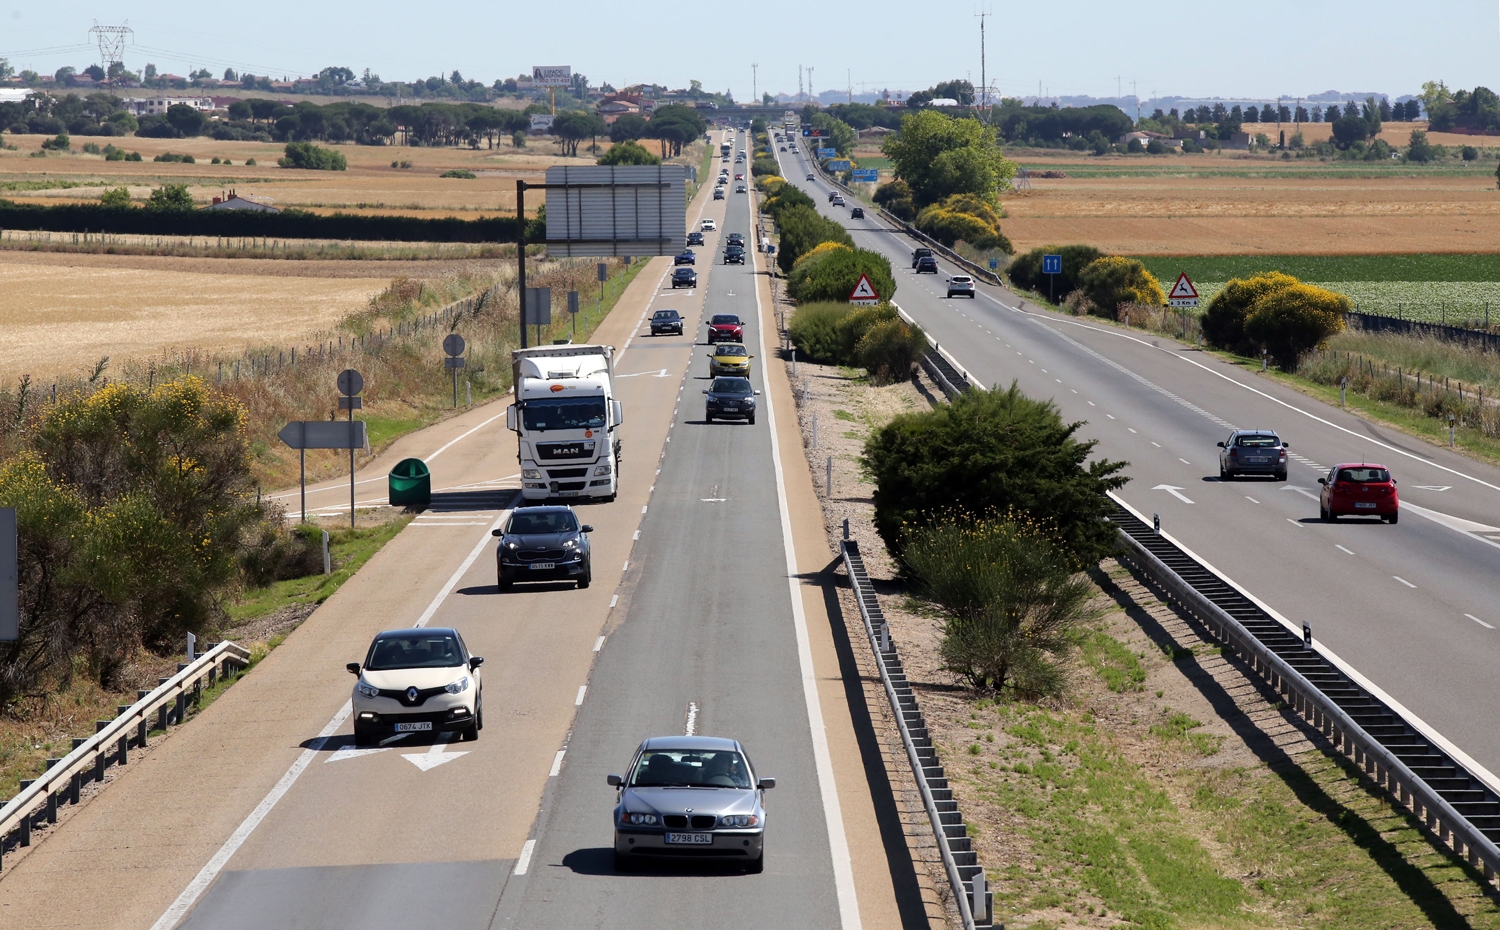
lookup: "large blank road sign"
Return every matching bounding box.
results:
[278,420,368,450]
[544,165,687,257]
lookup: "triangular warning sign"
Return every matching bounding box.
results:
[848,273,880,305]
[1168,273,1198,300]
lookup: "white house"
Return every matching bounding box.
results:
[125,96,217,117]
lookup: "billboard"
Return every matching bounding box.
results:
[530,114,555,132]
[532,65,572,87]
[544,164,688,257]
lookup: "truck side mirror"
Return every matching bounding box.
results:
[611,400,624,426]
[506,404,517,431]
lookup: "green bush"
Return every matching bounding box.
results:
[39,133,70,152]
[1007,244,1104,300]
[873,179,916,221]
[862,382,1127,562]
[787,302,849,362]
[787,302,926,383]
[751,156,780,177]
[904,515,1092,697]
[916,193,1011,252]
[1076,256,1166,315]
[99,187,131,209]
[597,140,659,165]
[144,184,195,212]
[1242,283,1349,369]
[439,169,477,179]
[278,141,347,171]
[856,317,928,384]
[788,246,896,303]
[760,181,816,221]
[153,152,195,164]
[1200,271,1299,355]
[775,204,854,273]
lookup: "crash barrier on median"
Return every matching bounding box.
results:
[890,303,981,399]
[0,640,251,870]
[873,209,1006,289]
[388,457,432,508]
[841,539,993,927]
[1110,495,1500,886]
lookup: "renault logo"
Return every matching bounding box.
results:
[406,686,419,703]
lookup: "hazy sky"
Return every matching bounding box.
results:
[2,1,1497,103]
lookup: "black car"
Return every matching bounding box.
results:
[726,233,745,248]
[851,207,864,219]
[724,247,745,265]
[704,377,759,424]
[911,247,933,269]
[671,267,698,288]
[915,255,939,274]
[650,308,684,336]
[736,184,747,193]
[713,188,726,200]
[674,250,696,266]
[492,505,593,590]
[687,231,705,246]
[827,191,839,203]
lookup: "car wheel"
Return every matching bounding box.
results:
[1218,464,1227,480]
[1388,511,1399,524]
[497,571,512,592]
[578,565,591,589]
[1275,471,1287,482]
[748,413,756,425]
[746,851,765,874]
[706,412,714,422]
[476,694,484,731]
[353,723,375,747]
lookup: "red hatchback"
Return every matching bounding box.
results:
[706,313,744,344]
[1319,463,1399,523]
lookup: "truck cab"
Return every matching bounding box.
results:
[507,345,622,503]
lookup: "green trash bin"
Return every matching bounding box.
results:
[388,458,431,508]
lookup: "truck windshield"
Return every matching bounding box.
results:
[522,396,606,432]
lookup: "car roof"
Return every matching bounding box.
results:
[640,735,742,753]
[1232,429,1279,436]
[1333,462,1389,470]
[374,626,457,639]
[514,504,577,514]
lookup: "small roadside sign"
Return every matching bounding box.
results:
[848,273,880,306]
[1042,254,1062,275]
[828,159,851,172]
[817,147,837,159]
[1168,272,1200,308]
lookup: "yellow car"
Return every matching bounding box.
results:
[707,342,753,378]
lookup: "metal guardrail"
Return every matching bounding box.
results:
[873,209,1005,288]
[0,640,251,868]
[1110,494,1500,884]
[841,539,992,927]
[891,302,982,399]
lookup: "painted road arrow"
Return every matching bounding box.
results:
[402,740,469,772]
[1152,484,1194,504]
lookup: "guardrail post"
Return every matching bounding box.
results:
[118,733,128,766]
[70,771,80,805]
[174,692,185,726]
[16,786,30,846]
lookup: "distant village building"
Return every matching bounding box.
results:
[203,191,280,213]
[125,96,217,117]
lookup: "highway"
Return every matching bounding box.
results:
[777,141,1500,789]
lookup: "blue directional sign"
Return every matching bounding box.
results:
[817,147,837,159]
[989,257,1000,270]
[1042,253,1062,275]
[828,159,851,172]
[850,168,879,182]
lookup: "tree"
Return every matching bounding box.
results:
[224,68,238,82]
[597,139,659,165]
[1244,283,1349,369]
[83,64,105,82]
[1295,105,1309,123]
[144,63,157,80]
[227,100,252,121]
[1324,103,1341,122]
[1330,115,1369,148]
[166,103,205,137]
[552,109,605,156]
[1363,96,1383,138]
[278,141,347,170]
[1006,245,1104,299]
[99,187,131,208]
[647,104,706,157]
[1076,256,1166,315]
[882,109,1016,209]
[608,113,648,143]
[0,58,12,80]
[763,92,774,106]
[1242,105,1258,124]
[571,72,589,100]
[1406,129,1435,163]
[1201,271,1299,354]
[144,183,195,212]
[55,66,76,84]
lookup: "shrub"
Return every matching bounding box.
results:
[1463,145,1479,161]
[856,317,928,384]
[144,184,195,212]
[278,141,347,170]
[862,382,1127,562]
[39,133,70,151]
[245,157,257,166]
[153,152,195,164]
[1146,138,1166,155]
[836,304,899,359]
[760,181,816,221]
[775,203,854,273]
[1006,244,1104,299]
[788,246,896,304]
[1076,256,1166,315]
[82,142,102,155]
[99,187,132,209]
[751,156,780,177]
[597,140,659,165]
[1200,271,1299,354]
[1242,283,1349,369]
[439,169,477,179]
[904,515,1092,697]
[788,302,849,362]
[873,179,916,221]
[915,193,1011,251]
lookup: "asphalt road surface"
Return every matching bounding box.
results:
[777,142,1500,792]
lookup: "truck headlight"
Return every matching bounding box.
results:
[522,469,541,479]
[593,462,612,476]
[355,680,379,699]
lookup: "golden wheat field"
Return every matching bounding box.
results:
[0,251,391,383]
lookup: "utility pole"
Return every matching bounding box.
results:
[807,67,815,105]
[1132,79,1138,120]
[798,65,803,104]
[752,62,758,105]
[976,7,990,110]
[1117,75,1121,101]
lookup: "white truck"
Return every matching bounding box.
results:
[507,344,623,503]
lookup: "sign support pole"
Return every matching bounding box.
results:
[348,402,355,529]
[517,180,528,350]
[300,447,306,524]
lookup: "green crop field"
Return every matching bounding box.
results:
[1015,163,1499,180]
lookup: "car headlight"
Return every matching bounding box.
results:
[522,469,541,479]
[504,541,518,550]
[445,676,470,694]
[562,537,578,549]
[719,814,760,828]
[594,461,612,476]
[623,812,659,825]
[355,680,380,699]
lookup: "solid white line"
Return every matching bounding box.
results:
[609,594,619,608]
[622,560,630,572]
[575,685,587,706]
[1336,544,1355,555]
[1151,441,1161,448]
[1127,427,1136,432]
[642,505,648,513]
[549,749,566,777]
[1394,576,1417,588]
[751,225,862,930]
[1467,614,1495,630]
[514,839,536,875]
[1246,496,1259,504]
[593,636,605,652]
[633,530,640,540]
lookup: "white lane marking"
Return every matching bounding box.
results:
[1394,576,1417,588]
[685,701,699,736]
[752,225,863,930]
[1336,544,1355,555]
[1282,485,1321,501]
[1178,458,1191,465]
[1245,496,1260,504]
[1087,400,1095,405]
[1106,414,1115,419]
[609,594,619,608]
[1287,518,1303,527]
[1402,501,1500,535]
[623,560,630,572]
[402,740,468,772]
[1041,368,1048,373]
[549,749,566,776]
[1153,484,1194,504]
[575,686,587,706]
[1127,427,1137,433]
[411,521,490,526]
[1150,441,1161,448]
[514,839,537,875]
[617,368,669,378]
[1413,485,1453,491]
[324,744,391,763]
[149,508,510,930]
[1071,389,1078,394]
[633,530,640,540]
[1468,614,1496,630]
[594,636,605,652]
[1056,378,1062,383]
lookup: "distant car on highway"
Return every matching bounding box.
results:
[726,232,745,247]
[1319,463,1399,523]
[850,206,864,219]
[714,188,726,200]
[493,505,594,588]
[806,173,815,181]
[674,250,696,266]
[348,628,483,745]
[610,736,773,872]
[703,378,759,423]
[723,246,745,265]
[946,274,976,298]
[671,267,698,289]
[827,190,839,203]
[707,342,753,378]
[779,145,786,151]
[736,184,747,193]
[1217,430,1289,480]
[915,255,939,274]
[911,248,933,269]
[650,308,685,336]
[701,218,717,231]
[687,231,705,246]
[706,313,745,343]
[735,172,745,181]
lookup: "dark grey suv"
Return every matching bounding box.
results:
[493,505,593,589]
[650,309,684,336]
[1217,429,1289,480]
[704,377,759,424]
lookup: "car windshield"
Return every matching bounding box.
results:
[1337,467,1391,483]
[675,269,694,277]
[711,379,752,394]
[629,749,751,788]
[521,396,606,432]
[1237,435,1279,448]
[507,510,579,534]
[716,344,747,356]
[654,310,679,320]
[952,277,972,284]
[366,633,463,670]
[711,315,739,325]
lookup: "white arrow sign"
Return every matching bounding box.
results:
[1411,485,1452,492]
[325,745,393,764]
[618,369,669,378]
[402,740,469,772]
[1153,484,1194,504]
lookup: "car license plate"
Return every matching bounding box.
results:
[1248,457,1268,463]
[530,562,556,570]
[1354,502,1377,509]
[721,405,737,411]
[394,721,431,733]
[664,833,713,845]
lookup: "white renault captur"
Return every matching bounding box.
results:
[347,627,484,745]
